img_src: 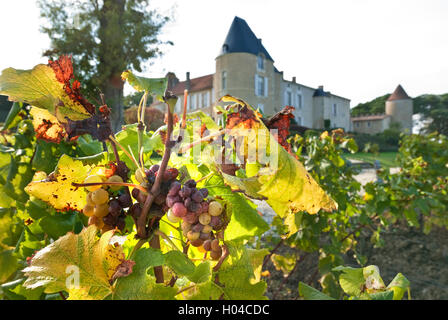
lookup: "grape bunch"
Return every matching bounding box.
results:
[165,179,226,260]
[82,174,132,233]
[128,164,179,222]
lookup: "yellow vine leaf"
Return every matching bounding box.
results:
[220,95,337,216]
[23,226,128,300]
[25,154,106,212]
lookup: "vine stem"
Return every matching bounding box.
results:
[137,94,175,239]
[212,243,229,272]
[178,129,226,154]
[154,230,181,252]
[181,89,188,129]
[262,238,284,270]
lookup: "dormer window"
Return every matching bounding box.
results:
[257,54,264,70]
[222,44,229,53]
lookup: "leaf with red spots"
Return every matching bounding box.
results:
[218,95,337,216]
[262,105,295,154]
[25,154,109,212]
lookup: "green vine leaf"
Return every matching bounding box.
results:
[0,64,91,123]
[121,70,167,101]
[298,282,335,300]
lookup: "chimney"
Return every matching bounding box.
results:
[292,77,296,83]
[186,72,191,91]
[318,85,324,90]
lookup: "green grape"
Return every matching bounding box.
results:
[83,175,104,192]
[181,221,192,232]
[86,192,95,206]
[187,231,200,241]
[202,224,212,233]
[167,208,181,223]
[135,168,146,184]
[106,175,123,191]
[208,201,223,216]
[91,188,109,205]
[83,205,95,217]
[94,203,109,218]
[198,213,211,225]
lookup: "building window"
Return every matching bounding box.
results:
[285,91,292,105]
[198,93,202,109]
[333,104,337,116]
[356,122,360,128]
[257,54,264,70]
[190,94,196,110]
[203,91,210,107]
[367,121,371,127]
[255,75,265,96]
[297,94,302,109]
[222,71,227,90]
[297,116,302,125]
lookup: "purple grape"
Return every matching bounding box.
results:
[168,181,182,196]
[210,216,223,230]
[109,199,121,216]
[172,202,187,218]
[188,202,202,214]
[199,188,209,198]
[131,188,140,200]
[199,232,211,240]
[128,203,142,219]
[185,179,196,188]
[184,197,192,208]
[191,223,204,233]
[118,193,132,208]
[116,217,126,231]
[163,168,179,181]
[184,212,199,224]
[191,190,203,203]
[179,186,192,198]
[103,214,118,226]
[150,164,160,173]
[201,202,209,214]
[166,195,181,208]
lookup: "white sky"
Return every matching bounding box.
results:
[0,0,447,107]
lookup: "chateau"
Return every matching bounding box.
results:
[152,16,351,132]
[351,85,413,134]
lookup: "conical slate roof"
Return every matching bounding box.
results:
[218,16,274,61]
[387,85,411,101]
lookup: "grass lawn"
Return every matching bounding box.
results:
[343,152,399,169]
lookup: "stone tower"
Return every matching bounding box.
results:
[214,16,279,114]
[385,84,413,133]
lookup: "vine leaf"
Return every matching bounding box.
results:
[30,107,66,143]
[0,57,92,123]
[219,95,337,216]
[25,154,108,212]
[214,241,267,300]
[114,248,177,300]
[121,70,167,101]
[298,282,335,300]
[22,226,133,300]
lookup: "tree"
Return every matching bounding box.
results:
[38,0,172,132]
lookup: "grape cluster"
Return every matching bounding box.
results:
[128,164,179,222]
[165,179,226,260]
[82,174,132,233]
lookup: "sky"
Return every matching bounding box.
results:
[0,0,447,107]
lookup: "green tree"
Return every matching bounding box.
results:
[38,0,172,131]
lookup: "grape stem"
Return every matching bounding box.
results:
[212,243,229,272]
[72,181,147,193]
